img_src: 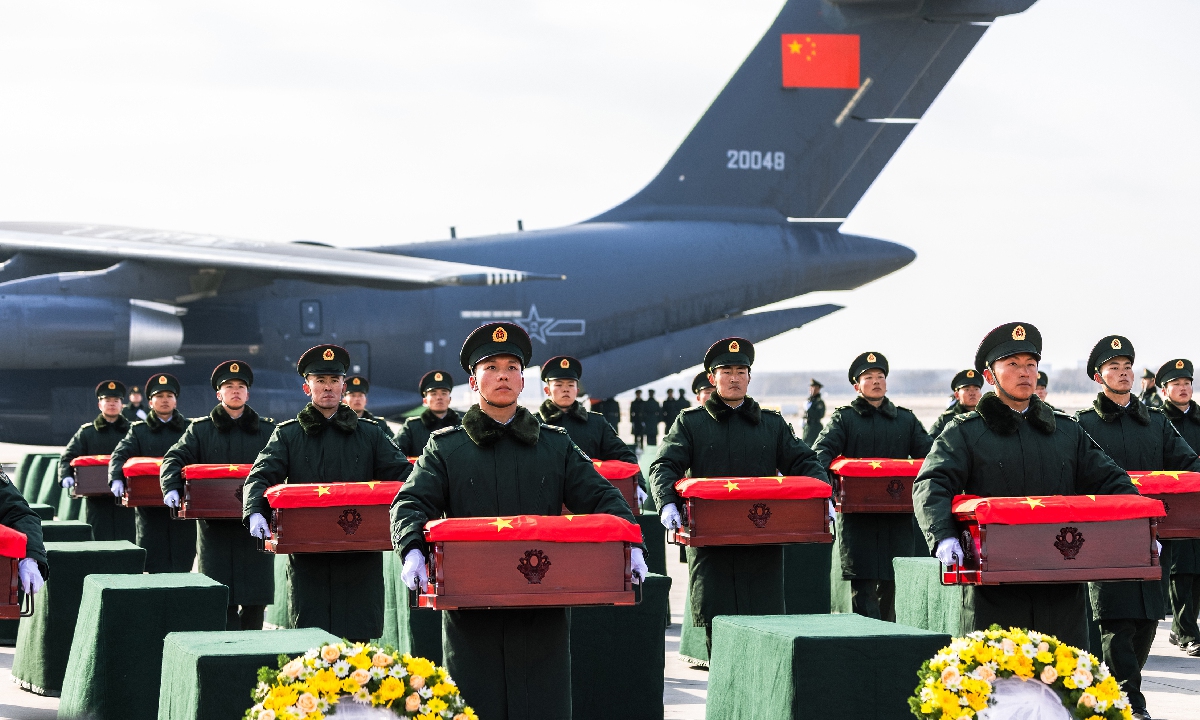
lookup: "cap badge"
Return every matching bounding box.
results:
[229,363,239,373]
[1111,338,1122,350]
[966,370,975,378]
[158,376,167,385]
[492,326,508,343]
[322,348,335,361]
[352,378,360,385]
[1178,360,1185,369]
[434,372,443,381]
[866,353,876,363]
[107,382,115,389]
[728,340,740,353]
[1012,325,1026,341]
[559,358,570,369]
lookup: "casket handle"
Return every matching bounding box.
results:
[20,592,34,618]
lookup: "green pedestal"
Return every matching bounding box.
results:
[56,486,83,522]
[22,455,51,502]
[784,543,832,614]
[13,453,35,493]
[571,573,671,720]
[637,514,667,577]
[893,557,962,635]
[41,521,94,544]
[707,614,950,720]
[678,584,707,667]
[373,551,442,663]
[158,628,339,720]
[264,553,292,628]
[58,573,229,720]
[29,503,55,521]
[36,459,61,506]
[12,541,146,696]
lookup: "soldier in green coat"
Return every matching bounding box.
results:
[537,355,647,508]
[914,322,1138,651]
[391,322,646,720]
[395,370,461,456]
[1,469,49,601]
[109,373,197,574]
[1141,368,1164,409]
[692,371,714,405]
[813,351,933,621]
[343,376,379,421]
[929,369,984,439]
[244,344,412,641]
[651,337,830,653]
[1076,337,1200,719]
[120,385,148,423]
[802,378,825,446]
[1157,357,1200,657]
[59,380,137,542]
[160,360,276,630]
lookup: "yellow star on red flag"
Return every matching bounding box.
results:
[228,464,240,472]
[1130,478,1141,486]
[1022,497,1044,509]
[869,461,883,469]
[316,486,331,496]
[563,515,575,521]
[364,481,379,489]
[490,517,514,531]
[1149,471,1182,479]
[724,481,740,492]
[788,40,801,54]
[1086,495,1096,501]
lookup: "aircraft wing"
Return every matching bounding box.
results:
[0,222,564,290]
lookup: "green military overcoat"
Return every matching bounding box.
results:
[60,414,137,542]
[929,401,972,440]
[0,472,48,574]
[160,404,276,607]
[537,400,646,501]
[1163,400,1200,575]
[802,392,826,446]
[109,411,196,573]
[812,396,933,581]
[1075,393,1200,621]
[914,393,1138,647]
[244,403,411,640]
[650,397,828,628]
[390,405,640,720]
[395,408,461,457]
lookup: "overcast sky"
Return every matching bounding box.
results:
[1,0,1197,379]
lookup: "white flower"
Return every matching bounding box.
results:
[370,666,387,680]
[1096,700,1109,712]
[332,661,351,678]
[1114,699,1128,710]
[352,689,371,704]
[442,675,455,686]
[389,666,408,678]
[959,696,969,706]
[1078,654,1093,670]
[317,699,330,712]
[304,648,319,659]
[419,686,433,698]
[1021,643,1038,658]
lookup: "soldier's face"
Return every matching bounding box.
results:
[696,388,713,404]
[544,379,578,408]
[304,374,346,410]
[710,366,749,401]
[1096,357,1134,394]
[954,385,982,409]
[470,354,524,406]
[98,397,123,419]
[344,391,367,412]
[1165,378,1192,406]
[217,379,248,410]
[1035,385,1048,401]
[984,354,1038,401]
[854,370,887,400]
[149,391,176,415]
[129,392,143,405]
[424,388,451,413]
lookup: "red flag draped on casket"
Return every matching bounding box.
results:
[265,481,402,508]
[425,514,643,543]
[670,476,831,547]
[69,455,110,467]
[69,455,114,498]
[261,482,401,553]
[829,457,922,513]
[182,464,253,479]
[120,457,164,507]
[1127,471,1200,538]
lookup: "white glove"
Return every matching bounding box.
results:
[1155,539,1162,556]
[826,499,836,522]
[61,476,75,489]
[249,513,271,539]
[660,503,682,530]
[163,490,181,509]
[936,537,965,567]
[110,479,125,498]
[400,549,428,591]
[18,558,43,595]
[636,486,648,507]
[631,547,648,584]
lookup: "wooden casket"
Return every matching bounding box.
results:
[591,460,642,514]
[668,476,832,547]
[828,457,922,513]
[120,457,165,508]
[1128,471,1200,539]
[941,494,1165,586]
[176,464,253,520]
[418,514,641,610]
[68,455,113,498]
[261,481,401,553]
[0,524,30,620]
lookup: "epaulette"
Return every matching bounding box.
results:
[1148,406,1165,415]
[541,424,569,434]
[896,405,915,415]
[276,418,299,428]
[430,425,462,438]
[190,416,212,424]
[761,407,782,416]
[262,417,275,424]
[680,405,706,415]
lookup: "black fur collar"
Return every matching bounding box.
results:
[145,410,188,433]
[538,399,589,424]
[1163,399,1200,425]
[704,395,762,424]
[298,403,359,436]
[210,404,262,433]
[420,407,460,429]
[976,392,1056,436]
[462,404,541,446]
[850,395,898,419]
[1093,392,1151,425]
[93,414,130,433]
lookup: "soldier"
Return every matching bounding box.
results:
[676,387,690,414]
[537,355,647,510]
[1076,337,1197,720]
[59,381,137,542]
[391,322,645,719]
[600,397,621,432]
[643,389,662,446]
[692,372,714,405]
[662,388,681,428]
[651,337,830,653]
[244,344,411,640]
[109,373,197,573]
[928,369,984,439]
[813,352,933,621]
[914,322,1137,651]
[0,469,48,602]
[343,376,378,421]
[395,370,461,456]
[121,385,148,423]
[160,361,276,630]
[1157,358,1200,657]
[1035,371,1049,402]
[802,378,826,446]
[1140,369,1164,409]
[630,389,645,448]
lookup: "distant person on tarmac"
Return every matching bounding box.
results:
[644,390,662,446]
[802,378,825,445]
[1141,368,1164,408]
[631,389,645,448]
[121,385,148,423]
[928,369,984,439]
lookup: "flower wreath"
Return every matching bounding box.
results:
[910,626,1131,720]
[246,642,477,720]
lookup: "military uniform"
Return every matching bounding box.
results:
[630,393,645,447]
[120,385,148,424]
[344,375,378,421]
[0,471,48,580]
[391,323,639,720]
[60,381,137,542]
[802,379,826,446]
[651,338,828,652]
[1158,358,1200,655]
[929,369,984,439]
[1141,369,1164,409]
[244,345,411,641]
[599,398,621,432]
[160,360,276,630]
[109,373,196,574]
[813,352,932,621]
[395,370,461,456]
[643,391,661,446]
[914,322,1137,651]
[692,372,714,401]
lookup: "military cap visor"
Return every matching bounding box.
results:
[95,380,126,399]
[974,322,1042,373]
[1156,358,1193,386]
[848,351,888,385]
[692,371,715,395]
[1086,335,1134,380]
[460,322,533,372]
[146,373,181,397]
[1037,371,1049,388]
[810,378,823,389]
[541,356,582,382]
[704,337,754,371]
[951,369,983,391]
[211,360,254,390]
[345,376,370,394]
[297,344,350,377]
[419,370,454,394]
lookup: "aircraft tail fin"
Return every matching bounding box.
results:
[589,0,1035,225]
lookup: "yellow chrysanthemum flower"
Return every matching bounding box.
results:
[348,652,373,670]
[431,682,454,697]
[406,656,436,679]
[376,676,406,703]
[341,678,360,694]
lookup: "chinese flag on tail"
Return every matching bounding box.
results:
[781,34,860,89]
